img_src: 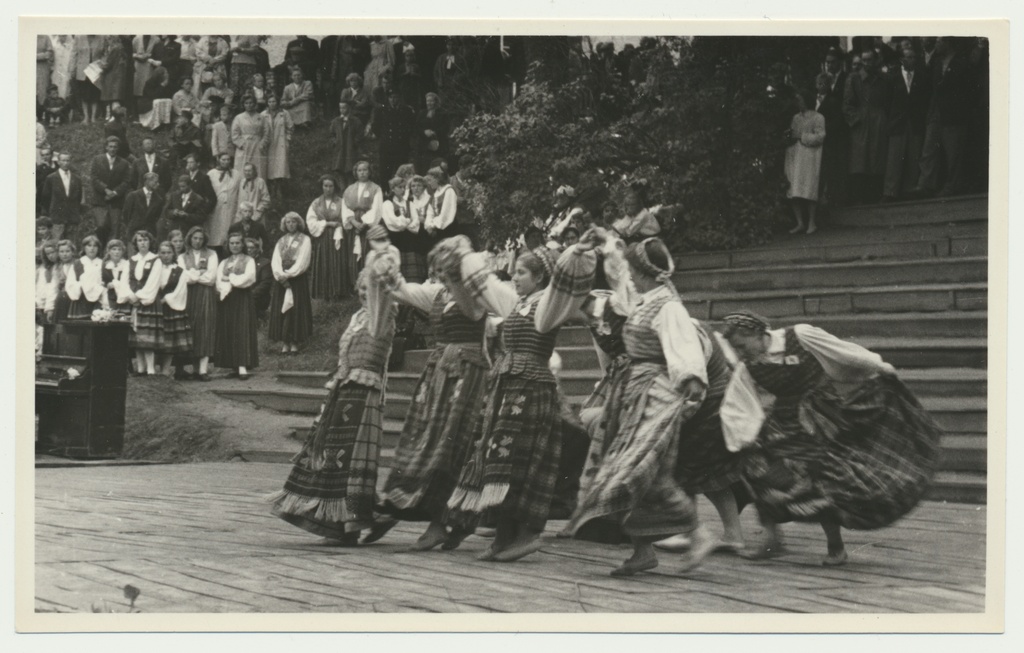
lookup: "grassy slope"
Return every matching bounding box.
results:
[45,118,362,460]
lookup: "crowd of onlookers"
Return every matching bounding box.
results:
[782,36,990,234]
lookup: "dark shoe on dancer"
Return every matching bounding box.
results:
[408,529,448,552]
[441,527,473,551]
[360,519,398,545]
[322,532,360,547]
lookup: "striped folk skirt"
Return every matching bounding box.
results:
[378,346,488,523]
[215,287,259,369]
[674,389,743,495]
[158,305,194,354]
[741,374,942,530]
[268,273,314,344]
[446,374,562,532]
[186,283,218,358]
[130,302,163,349]
[568,362,704,539]
[310,233,348,300]
[66,298,100,320]
[269,382,384,538]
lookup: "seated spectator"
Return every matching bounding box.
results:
[201,72,234,112]
[41,84,68,126]
[170,109,204,168]
[280,66,314,127]
[139,65,175,131]
[172,77,200,123]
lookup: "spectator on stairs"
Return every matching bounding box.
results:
[784,87,826,234]
[843,48,889,205]
[882,46,931,202]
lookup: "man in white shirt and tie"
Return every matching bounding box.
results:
[88,136,133,243]
[132,136,170,192]
[883,46,931,201]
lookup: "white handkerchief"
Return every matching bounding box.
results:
[281,287,294,313]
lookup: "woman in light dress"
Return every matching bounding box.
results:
[783,88,826,234]
[231,94,269,179]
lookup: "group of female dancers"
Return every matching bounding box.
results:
[269,226,943,576]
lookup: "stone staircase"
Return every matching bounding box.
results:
[217,193,989,504]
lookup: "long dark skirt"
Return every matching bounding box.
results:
[158,306,194,354]
[186,283,218,358]
[54,291,71,322]
[214,287,259,369]
[270,383,384,537]
[309,233,348,300]
[67,298,100,320]
[268,274,314,344]
[446,375,562,532]
[741,375,942,530]
[378,346,488,522]
[675,391,743,495]
[130,303,163,349]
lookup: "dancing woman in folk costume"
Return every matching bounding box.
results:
[341,160,384,275]
[269,212,314,353]
[718,310,942,566]
[126,231,165,376]
[269,248,400,545]
[567,236,718,577]
[100,240,132,314]
[306,175,350,300]
[179,227,218,381]
[154,241,193,378]
[64,235,105,319]
[370,236,514,550]
[445,245,585,563]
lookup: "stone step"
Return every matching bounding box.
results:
[673,256,988,293]
[768,311,987,339]
[675,225,987,271]
[397,336,987,374]
[925,471,987,504]
[897,368,988,397]
[682,282,987,320]
[920,397,987,434]
[938,434,987,473]
[830,193,988,228]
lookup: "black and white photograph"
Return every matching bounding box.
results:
[13,7,1011,636]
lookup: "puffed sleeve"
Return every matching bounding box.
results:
[601,238,639,316]
[433,187,457,231]
[199,251,219,285]
[64,264,83,301]
[80,261,104,302]
[135,260,164,306]
[229,257,257,288]
[216,260,233,299]
[460,250,519,320]
[360,186,384,226]
[164,269,189,311]
[305,200,327,237]
[653,299,709,390]
[364,249,399,338]
[536,244,597,334]
[44,274,57,312]
[390,279,443,314]
[793,323,895,380]
[270,242,285,282]
[382,199,413,231]
[113,263,133,304]
[720,362,769,452]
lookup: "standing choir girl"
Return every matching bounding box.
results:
[306,175,348,300]
[269,250,399,545]
[126,230,164,376]
[155,241,193,378]
[269,212,313,354]
[35,242,59,356]
[718,310,941,566]
[179,226,218,381]
[381,176,425,283]
[65,235,104,319]
[370,236,513,550]
[52,240,77,322]
[404,175,434,283]
[341,160,383,270]
[101,239,131,314]
[568,236,717,576]
[214,232,259,379]
[423,167,457,242]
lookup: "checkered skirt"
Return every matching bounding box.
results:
[158,305,194,354]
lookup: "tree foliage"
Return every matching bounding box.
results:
[452,36,836,251]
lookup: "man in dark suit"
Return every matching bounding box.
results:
[912,36,977,197]
[183,153,216,206]
[883,46,931,201]
[40,152,86,243]
[371,88,416,185]
[160,174,209,238]
[123,172,166,238]
[843,49,891,204]
[89,136,133,244]
[35,146,57,216]
[819,47,850,208]
[131,136,172,192]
